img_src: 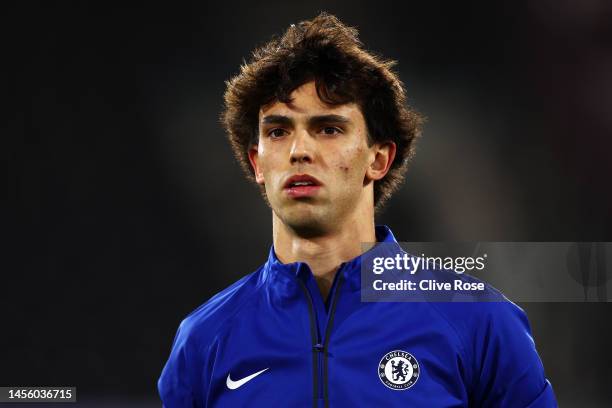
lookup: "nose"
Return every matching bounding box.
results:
[289,129,314,164]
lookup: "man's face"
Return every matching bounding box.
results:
[248,81,390,234]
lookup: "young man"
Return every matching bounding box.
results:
[158,13,557,407]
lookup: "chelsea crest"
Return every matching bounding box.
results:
[378,350,420,390]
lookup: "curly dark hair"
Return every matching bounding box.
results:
[221,12,423,210]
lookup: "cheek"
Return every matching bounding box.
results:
[258,148,277,176]
[259,152,287,190]
[333,146,367,180]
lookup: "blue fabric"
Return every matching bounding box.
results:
[158,225,557,407]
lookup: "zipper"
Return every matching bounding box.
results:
[297,279,320,407]
[297,266,346,408]
[322,271,344,407]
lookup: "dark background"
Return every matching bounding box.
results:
[6,1,612,406]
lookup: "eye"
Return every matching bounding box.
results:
[268,128,288,138]
[320,126,342,135]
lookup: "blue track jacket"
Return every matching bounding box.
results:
[158,226,557,407]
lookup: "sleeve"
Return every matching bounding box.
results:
[158,320,205,408]
[471,301,558,408]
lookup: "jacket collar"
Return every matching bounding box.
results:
[260,225,402,292]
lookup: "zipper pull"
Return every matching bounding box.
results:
[313,343,325,352]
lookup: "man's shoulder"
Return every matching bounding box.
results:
[428,294,530,338]
[176,266,265,348]
[417,273,555,406]
[418,268,530,346]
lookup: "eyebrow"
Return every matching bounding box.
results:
[261,114,351,127]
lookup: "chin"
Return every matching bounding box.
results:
[277,205,331,238]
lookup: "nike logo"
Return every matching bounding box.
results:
[226,368,269,390]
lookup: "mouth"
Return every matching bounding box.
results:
[283,174,322,198]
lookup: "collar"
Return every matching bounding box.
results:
[260,225,402,293]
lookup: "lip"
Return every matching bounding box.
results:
[283,174,322,189]
[283,174,323,198]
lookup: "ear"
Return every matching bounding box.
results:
[248,145,265,184]
[365,141,396,182]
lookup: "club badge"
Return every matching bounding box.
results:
[378,350,420,390]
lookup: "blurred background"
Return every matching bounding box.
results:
[5,0,612,406]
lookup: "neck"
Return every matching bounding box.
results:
[272,201,376,300]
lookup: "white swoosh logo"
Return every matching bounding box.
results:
[226,368,269,390]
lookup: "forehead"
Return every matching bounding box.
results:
[258,81,364,123]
